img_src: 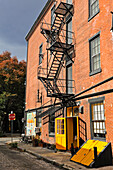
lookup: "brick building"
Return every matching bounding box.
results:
[25,0,113,151]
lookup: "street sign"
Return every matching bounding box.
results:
[9,113,16,121]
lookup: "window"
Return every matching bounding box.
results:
[89,33,101,75]
[89,0,99,18]
[37,118,42,128]
[37,89,42,103]
[66,0,72,4]
[111,12,113,31]
[39,44,43,65]
[51,4,55,26]
[67,106,79,117]
[91,102,106,139]
[66,18,73,63]
[66,18,72,45]
[66,64,73,94]
[49,113,55,135]
[36,110,42,128]
[57,119,64,134]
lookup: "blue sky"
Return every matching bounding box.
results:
[0,0,47,61]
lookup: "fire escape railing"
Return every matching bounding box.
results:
[38,67,75,96]
[38,1,75,102]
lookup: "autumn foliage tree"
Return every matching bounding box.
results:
[0,51,26,133]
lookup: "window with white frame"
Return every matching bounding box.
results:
[91,102,106,139]
[90,35,100,73]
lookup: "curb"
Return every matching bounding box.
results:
[19,147,73,170]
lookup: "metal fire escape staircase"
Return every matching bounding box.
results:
[38,1,75,104]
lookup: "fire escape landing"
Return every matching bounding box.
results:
[38,1,76,106]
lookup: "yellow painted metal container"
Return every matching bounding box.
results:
[71,139,112,167]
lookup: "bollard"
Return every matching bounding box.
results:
[71,143,74,156]
[94,147,97,160]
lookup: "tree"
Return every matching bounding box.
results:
[0,51,26,133]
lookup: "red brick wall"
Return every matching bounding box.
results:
[73,0,113,151]
[25,0,113,151]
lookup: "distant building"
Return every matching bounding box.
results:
[25,0,113,152]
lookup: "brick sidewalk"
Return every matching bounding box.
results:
[18,142,113,170]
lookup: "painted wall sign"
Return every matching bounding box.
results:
[26,112,36,136]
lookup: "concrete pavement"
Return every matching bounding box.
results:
[1,136,112,170]
[18,142,113,170]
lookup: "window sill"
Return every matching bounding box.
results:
[49,133,55,137]
[89,68,102,76]
[88,9,100,22]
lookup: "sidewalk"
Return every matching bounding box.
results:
[18,142,113,170]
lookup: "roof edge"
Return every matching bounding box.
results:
[25,0,54,41]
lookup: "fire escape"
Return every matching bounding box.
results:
[38,1,76,106]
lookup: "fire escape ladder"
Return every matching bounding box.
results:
[51,2,73,36]
[51,13,65,36]
[54,53,65,80]
[39,1,75,101]
[48,51,64,79]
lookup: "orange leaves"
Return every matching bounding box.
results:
[0,51,11,63]
[0,51,26,84]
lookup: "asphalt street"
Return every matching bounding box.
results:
[0,137,21,145]
[0,145,63,170]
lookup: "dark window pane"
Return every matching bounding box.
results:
[39,44,43,65]
[49,114,55,133]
